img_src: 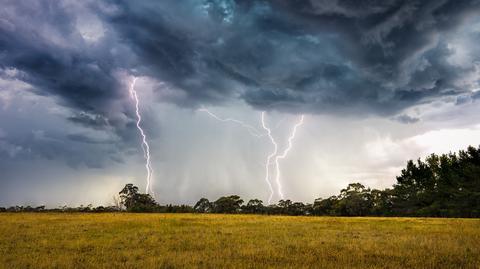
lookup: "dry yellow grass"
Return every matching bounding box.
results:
[0,213,478,268]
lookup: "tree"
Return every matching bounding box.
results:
[242,199,264,214]
[277,199,293,214]
[212,195,243,213]
[312,196,338,216]
[265,204,281,215]
[119,183,157,212]
[389,146,480,217]
[393,157,437,216]
[370,189,393,216]
[336,183,373,216]
[194,198,212,213]
[119,184,139,209]
[289,202,307,215]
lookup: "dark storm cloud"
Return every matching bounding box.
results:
[2,0,480,125]
[0,1,136,137]
[0,0,148,168]
[1,2,110,104]
[98,0,480,115]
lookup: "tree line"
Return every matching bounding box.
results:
[2,146,479,217]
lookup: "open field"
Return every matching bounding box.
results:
[0,213,479,268]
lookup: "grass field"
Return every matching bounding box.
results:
[0,213,479,268]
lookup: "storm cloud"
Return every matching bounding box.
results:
[99,0,480,115]
[0,1,137,140]
[0,0,479,126]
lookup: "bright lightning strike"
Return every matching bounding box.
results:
[199,107,275,202]
[261,111,276,204]
[262,113,305,203]
[199,107,304,204]
[273,115,304,200]
[129,77,155,197]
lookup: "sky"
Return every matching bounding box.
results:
[1,0,480,207]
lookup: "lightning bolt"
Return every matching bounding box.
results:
[273,115,304,200]
[262,113,305,203]
[199,108,275,202]
[199,107,304,204]
[198,107,264,137]
[261,111,276,204]
[129,77,155,197]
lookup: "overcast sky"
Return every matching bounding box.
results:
[1,0,480,207]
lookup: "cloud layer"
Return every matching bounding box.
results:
[100,0,480,115]
[2,0,479,124]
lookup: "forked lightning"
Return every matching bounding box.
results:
[200,107,305,204]
[129,77,155,197]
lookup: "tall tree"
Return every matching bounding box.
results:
[336,183,373,216]
[119,183,157,212]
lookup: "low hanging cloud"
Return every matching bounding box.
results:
[392,114,420,124]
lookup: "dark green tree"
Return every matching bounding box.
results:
[277,199,292,214]
[370,189,394,216]
[335,183,373,216]
[194,198,212,213]
[212,195,243,213]
[289,202,307,215]
[312,196,338,215]
[390,146,480,217]
[119,183,157,212]
[242,199,264,214]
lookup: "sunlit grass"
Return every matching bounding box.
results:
[0,213,478,268]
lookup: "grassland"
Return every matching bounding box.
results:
[0,213,479,268]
